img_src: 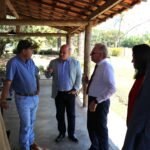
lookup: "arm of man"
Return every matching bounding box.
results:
[0,59,16,109]
[74,61,82,91]
[35,66,40,95]
[36,76,40,95]
[69,61,82,95]
[45,60,54,78]
[0,80,12,109]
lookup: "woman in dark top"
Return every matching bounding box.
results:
[127,44,150,126]
[122,44,150,150]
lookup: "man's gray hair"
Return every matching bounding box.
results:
[95,43,108,57]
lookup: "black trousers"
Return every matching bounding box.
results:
[55,91,76,136]
[87,96,110,150]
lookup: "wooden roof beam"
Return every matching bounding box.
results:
[120,2,132,9]
[89,0,123,20]
[55,0,92,12]
[6,0,19,18]
[70,0,99,8]
[0,32,67,37]
[0,0,6,19]
[31,0,88,17]
[68,27,81,34]
[0,19,88,26]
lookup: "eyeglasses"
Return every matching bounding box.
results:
[90,52,101,55]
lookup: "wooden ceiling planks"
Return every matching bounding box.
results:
[3,0,143,34]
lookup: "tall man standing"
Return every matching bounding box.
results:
[0,40,40,150]
[87,43,116,150]
[46,44,82,143]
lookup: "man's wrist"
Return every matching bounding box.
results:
[0,100,7,103]
[93,99,98,104]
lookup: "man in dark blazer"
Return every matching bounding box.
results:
[122,64,150,150]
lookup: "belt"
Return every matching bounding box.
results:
[16,91,37,96]
[58,90,70,94]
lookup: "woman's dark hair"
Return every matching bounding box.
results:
[16,40,33,54]
[133,44,150,79]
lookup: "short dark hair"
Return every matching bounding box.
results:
[16,40,33,54]
[133,44,150,79]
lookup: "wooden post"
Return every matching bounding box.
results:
[0,0,6,19]
[16,26,20,33]
[83,23,91,107]
[66,34,71,47]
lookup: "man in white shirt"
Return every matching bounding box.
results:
[87,43,116,150]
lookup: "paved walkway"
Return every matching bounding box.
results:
[2,79,126,150]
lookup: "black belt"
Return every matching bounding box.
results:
[58,91,70,94]
[16,91,37,96]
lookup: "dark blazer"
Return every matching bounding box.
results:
[122,64,150,150]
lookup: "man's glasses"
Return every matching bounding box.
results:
[90,52,101,55]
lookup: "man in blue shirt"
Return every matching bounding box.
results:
[46,44,82,143]
[0,40,40,150]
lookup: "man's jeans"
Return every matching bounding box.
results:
[15,95,39,150]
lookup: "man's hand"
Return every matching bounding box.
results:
[89,100,97,112]
[68,89,77,95]
[47,68,53,74]
[0,100,9,109]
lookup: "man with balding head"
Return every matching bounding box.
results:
[87,43,116,150]
[46,44,82,143]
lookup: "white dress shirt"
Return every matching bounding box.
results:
[88,58,116,103]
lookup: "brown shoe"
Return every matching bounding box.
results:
[30,142,40,150]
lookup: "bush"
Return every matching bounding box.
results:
[38,65,45,75]
[38,49,59,55]
[109,47,123,57]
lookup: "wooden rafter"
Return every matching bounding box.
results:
[0,32,67,37]
[55,0,92,12]
[72,0,99,8]
[120,2,132,9]
[6,0,19,18]
[89,0,123,20]
[0,19,88,26]
[0,0,6,19]
[31,0,89,17]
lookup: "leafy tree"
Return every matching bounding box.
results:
[121,36,145,48]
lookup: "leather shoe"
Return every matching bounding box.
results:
[68,135,79,143]
[55,134,65,143]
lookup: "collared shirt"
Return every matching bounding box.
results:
[88,58,116,103]
[6,55,38,93]
[57,58,72,91]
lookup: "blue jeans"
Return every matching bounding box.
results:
[15,95,39,150]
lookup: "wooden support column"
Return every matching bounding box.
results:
[0,0,6,19]
[66,34,71,47]
[83,23,91,107]
[16,26,20,33]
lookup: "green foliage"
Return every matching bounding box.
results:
[121,36,144,48]
[109,47,123,56]
[38,65,45,75]
[38,49,59,55]
[92,29,125,47]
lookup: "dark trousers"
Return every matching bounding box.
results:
[87,96,110,150]
[55,92,75,136]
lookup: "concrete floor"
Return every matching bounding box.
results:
[3,79,113,150]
